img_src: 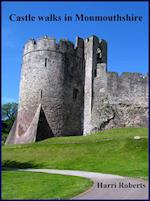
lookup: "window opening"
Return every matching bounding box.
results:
[73,88,78,101]
[40,90,43,99]
[45,58,47,67]
[94,69,97,77]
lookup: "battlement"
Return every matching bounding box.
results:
[84,35,106,46]
[23,36,84,56]
[84,35,99,44]
[107,71,148,80]
[107,71,148,105]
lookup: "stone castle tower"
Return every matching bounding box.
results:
[6,35,148,144]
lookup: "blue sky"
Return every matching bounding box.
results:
[2,1,148,104]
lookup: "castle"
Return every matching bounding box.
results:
[6,35,148,144]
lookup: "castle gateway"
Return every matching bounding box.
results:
[6,35,148,144]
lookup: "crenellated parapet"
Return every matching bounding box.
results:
[107,71,148,83]
[106,71,148,105]
[23,36,84,58]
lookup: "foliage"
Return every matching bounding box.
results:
[2,171,92,199]
[2,102,18,143]
[2,102,18,120]
[2,119,15,144]
[2,133,8,145]
[2,118,15,133]
[2,128,148,179]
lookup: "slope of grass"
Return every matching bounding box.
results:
[2,171,92,199]
[2,128,148,179]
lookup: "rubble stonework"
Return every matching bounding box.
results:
[5,35,148,144]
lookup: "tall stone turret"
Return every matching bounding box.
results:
[6,36,84,144]
[83,35,107,135]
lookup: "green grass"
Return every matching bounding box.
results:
[2,128,148,179]
[2,170,92,199]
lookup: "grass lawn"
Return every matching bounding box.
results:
[2,128,148,179]
[2,170,93,200]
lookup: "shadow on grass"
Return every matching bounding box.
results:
[2,160,43,170]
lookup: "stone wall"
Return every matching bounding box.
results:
[63,37,84,135]
[91,70,148,132]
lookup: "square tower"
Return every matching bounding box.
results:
[83,35,107,135]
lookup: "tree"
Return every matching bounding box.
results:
[2,102,18,121]
[2,102,18,144]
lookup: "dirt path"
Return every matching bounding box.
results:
[19,169,148,200]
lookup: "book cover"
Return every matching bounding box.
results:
[1,1,149,200]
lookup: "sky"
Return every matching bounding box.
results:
[2,1,148,104]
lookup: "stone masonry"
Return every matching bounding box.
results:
[5,35,148,144]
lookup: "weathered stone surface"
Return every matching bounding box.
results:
[6,35,148,144]
[90,70,148,133]
[5,104,53,144]
[84,36,148,134]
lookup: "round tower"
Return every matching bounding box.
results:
[20,36,68,137]
[6,36,84,144]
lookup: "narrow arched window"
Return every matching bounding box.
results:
[45,58,47,67]
[73,88,78,101]
[40,90,43,99]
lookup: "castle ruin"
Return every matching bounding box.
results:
[6,35,148,144]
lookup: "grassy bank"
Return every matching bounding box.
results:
[2,171,92,199]
[2,128,148,179]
